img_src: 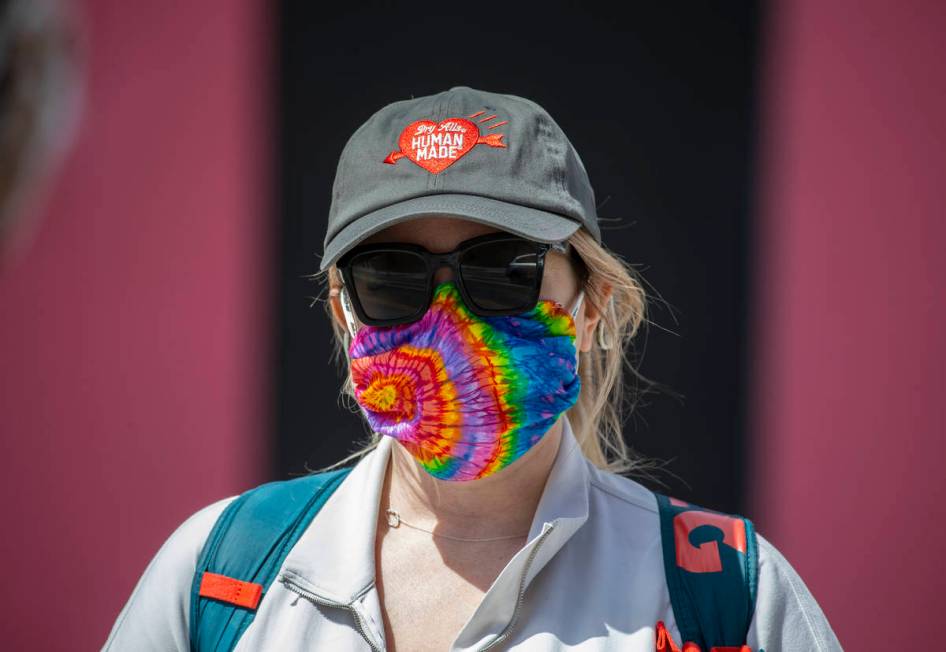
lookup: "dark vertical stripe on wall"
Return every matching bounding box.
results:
[276,2,762,515]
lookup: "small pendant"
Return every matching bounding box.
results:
[386,508,401,528]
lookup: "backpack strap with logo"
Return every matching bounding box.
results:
[188,466,355,652]
[653,492,761,652]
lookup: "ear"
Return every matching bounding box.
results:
[577,282,614,354]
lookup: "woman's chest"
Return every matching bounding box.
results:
[237,517,678,651]
[239,561,677,652]
[374,535,527,652]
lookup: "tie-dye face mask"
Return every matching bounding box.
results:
[347,280,583,481]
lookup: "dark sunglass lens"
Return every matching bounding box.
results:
[350,251,428,322]
[460,239,541,312]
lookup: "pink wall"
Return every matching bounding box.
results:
[0,1,270,649]
[3,0,942,648]
[751,1,945,647]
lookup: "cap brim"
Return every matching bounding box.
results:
[319,193,583,271]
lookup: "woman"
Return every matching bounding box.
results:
[104,86,841,651]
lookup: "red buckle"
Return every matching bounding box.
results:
[655,621,753,652]
[198,571,263,610]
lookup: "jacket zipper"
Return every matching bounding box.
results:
[477,521,556,652]
[280,575,383,652]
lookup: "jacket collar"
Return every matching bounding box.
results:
[280,413,592,607]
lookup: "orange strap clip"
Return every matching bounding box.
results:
[656,620,754,652]
[198,571,263,610]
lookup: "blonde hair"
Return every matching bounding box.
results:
[304,226,668,481]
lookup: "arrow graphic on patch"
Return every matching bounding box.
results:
[383,114,507,174]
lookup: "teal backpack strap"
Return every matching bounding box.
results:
[188,466,355,652]
[655,492,759,651]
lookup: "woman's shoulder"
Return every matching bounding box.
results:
[154,494,241,560]
[587,465,842,649]
[102,494,239,651]
[585,462,662,515]
[750,530,843,650]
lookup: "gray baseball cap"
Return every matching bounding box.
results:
[319,85,602,271]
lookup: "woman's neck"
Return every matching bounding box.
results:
[380,417,564,541]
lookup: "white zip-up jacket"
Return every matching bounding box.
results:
[103,415,842,651]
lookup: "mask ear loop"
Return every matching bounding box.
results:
[596,296,613,351]
[569,289,585,373]
[338,286,360,340]
[567,290,615,375]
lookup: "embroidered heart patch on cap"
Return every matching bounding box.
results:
[383,116,506,174]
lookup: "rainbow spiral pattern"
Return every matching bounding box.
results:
[348,280,581,481]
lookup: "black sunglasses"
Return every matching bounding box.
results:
[336,232,581,327]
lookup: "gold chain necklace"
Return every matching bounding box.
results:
[385,508,528,542]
